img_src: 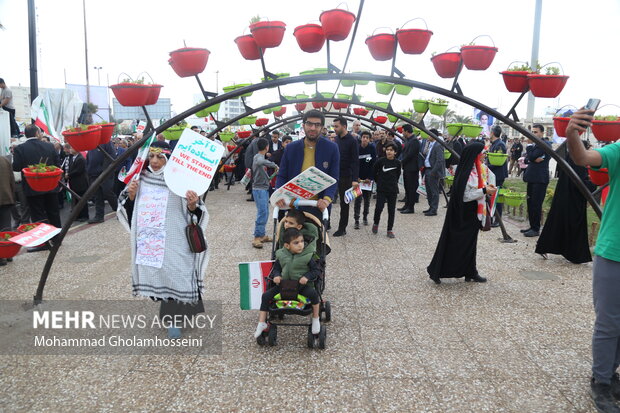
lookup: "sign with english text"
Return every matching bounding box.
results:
[269,166,337,208]
[164,129,225,197]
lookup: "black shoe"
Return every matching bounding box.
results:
[520,228,532,233]
[490,222,500,228]
[88,217,104,224]
[27,244,50,253]
[354,221,360,230]
[397,207,406,211]
[523,229,540,237]
[431,277,441,285]
[400,209,414,214]
[77,217,89,222]
[246,198,254,202]
[591,377,620,413]
[424,211,437,216]
[465,274,487,283]
[333,229,346,237]
[363,218,368,226]
[422,209,431,213]
[398,198,406,202]
[0,259,6,266]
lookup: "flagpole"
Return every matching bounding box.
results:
[28,0,39,103]
[83,0,90,105]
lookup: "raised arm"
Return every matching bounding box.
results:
[566,109,603,167]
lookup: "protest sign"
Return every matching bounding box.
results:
[136,121,147,134]
[164,128,225,197]
[269,167,337,208]
[344,185,362,204]
[9,224,61,247]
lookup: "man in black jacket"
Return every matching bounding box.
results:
[522,124,551,237]
[86,141,117,224]
[487,125,508,224]
[332,116,359,237]
[398,124,420,214]
[65,145,90,222]
[11,124,61,252]
[354,131,376,228]
[422,129,446,216]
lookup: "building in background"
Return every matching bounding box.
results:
[218,97,245,121]
[112,98,171,121]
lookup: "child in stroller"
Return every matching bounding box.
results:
[254,227,321,338]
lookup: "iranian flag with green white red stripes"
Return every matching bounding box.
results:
[239,261,273,310]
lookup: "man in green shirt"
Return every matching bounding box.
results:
[566,108,620,412]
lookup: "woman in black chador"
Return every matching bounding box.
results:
[535,144,596,263]
[427,142,497,284]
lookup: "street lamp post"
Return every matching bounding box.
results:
[94,66,102,86]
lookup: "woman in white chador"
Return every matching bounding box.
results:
[117,140,209,338]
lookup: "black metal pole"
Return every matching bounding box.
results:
[27,0,39,103]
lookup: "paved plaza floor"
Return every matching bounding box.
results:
[0,182,600,412]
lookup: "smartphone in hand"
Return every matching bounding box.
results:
[584,98,601,113]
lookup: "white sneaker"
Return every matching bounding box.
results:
[311,317,320,335]
[254,322,268,338]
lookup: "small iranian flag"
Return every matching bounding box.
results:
[239,261,273,310]
[118,133,156,184]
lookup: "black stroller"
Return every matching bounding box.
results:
[256,200,332,349]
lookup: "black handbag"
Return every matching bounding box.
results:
[185,213,207,253]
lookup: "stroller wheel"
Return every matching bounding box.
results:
[322,301,332,322]
[307,325,314,349]
[268,325,277,346]
[256,333,267,346]
[317,325,327,350]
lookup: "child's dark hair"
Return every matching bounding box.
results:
[257,138,269,151]
[384,142,398,151]
[282,227,303,244]
[286,208,306,226]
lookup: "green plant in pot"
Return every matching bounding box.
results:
[428,98,448,116]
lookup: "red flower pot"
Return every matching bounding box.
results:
[588,167,609,186]
[431,52,462,78]
[460,45,498,70]
[94,123,116,145]
[366,33,396,61]
[145,84,163,105]
[295,103,307,111]
[168,48,210,78]
[333,102,349,110]
[396,29,433,55]
[552,117,585,138]
[110,83,151,107]
[273,107,287,117]
[234,35,264,61]
[22,167,63,192]
[319,9,356,41]
[255,118,269,126]
[293,24,325,53]
[0,232,21,259]
[374,116,387,124]
[249,21,286,48]
[312,101,328,109]
[397,126,404,133]
[500,71,530,93]
[237,131,252,139]
[62,126,102,152]
[527,74,569,98]
[592,120,620,142]
[353,107,368,116]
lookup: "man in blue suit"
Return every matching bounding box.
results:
[275,110,340,221]
[522,124,552,237]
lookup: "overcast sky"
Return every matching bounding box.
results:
[2,0,619,120]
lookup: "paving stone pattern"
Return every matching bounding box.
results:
[0,183,601,412]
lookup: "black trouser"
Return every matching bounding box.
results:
[89,175,118,219]
[373,191,397,231]
[26,192,61,228]
[527,182,548,232]
[11,184,30,225]
[337,176,353,231]
[424,169,440,213]
[495,177,505,217]
[3,107,19,137]
[0,205,13,231]
[71,187,89,220]
[260,284,320,311]
[353,190,372,221]
[402,168,419,210]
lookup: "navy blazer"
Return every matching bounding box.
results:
[276,137,340,201]
[523,140,552,184]
[487,139,508,182]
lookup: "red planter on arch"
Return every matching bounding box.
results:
[249,21,286,48]
[235,35,264,61]
[373,116,387,124]
[319,9,356,41]
[396,28,433,54]
[353,107,368,116]
[592,119,620,142]
[588,168,609,186]
[273,107,287,117]
[366,33,396,61]
[460,45,498,70]
[168,48,210,78]
[431,52,462,78]
[500,71,530,93]
[293,24,325,53]
[295,103,307,112]
[527,74,569,98]
[255,118,269,126]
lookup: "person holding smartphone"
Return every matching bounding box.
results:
[566,103,620,413]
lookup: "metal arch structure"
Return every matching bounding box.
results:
[33,71,602,304]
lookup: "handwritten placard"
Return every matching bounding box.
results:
[165,128,225,197]
[135,185,169,268]
[269,166,337,208]
[9,224,61,247]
